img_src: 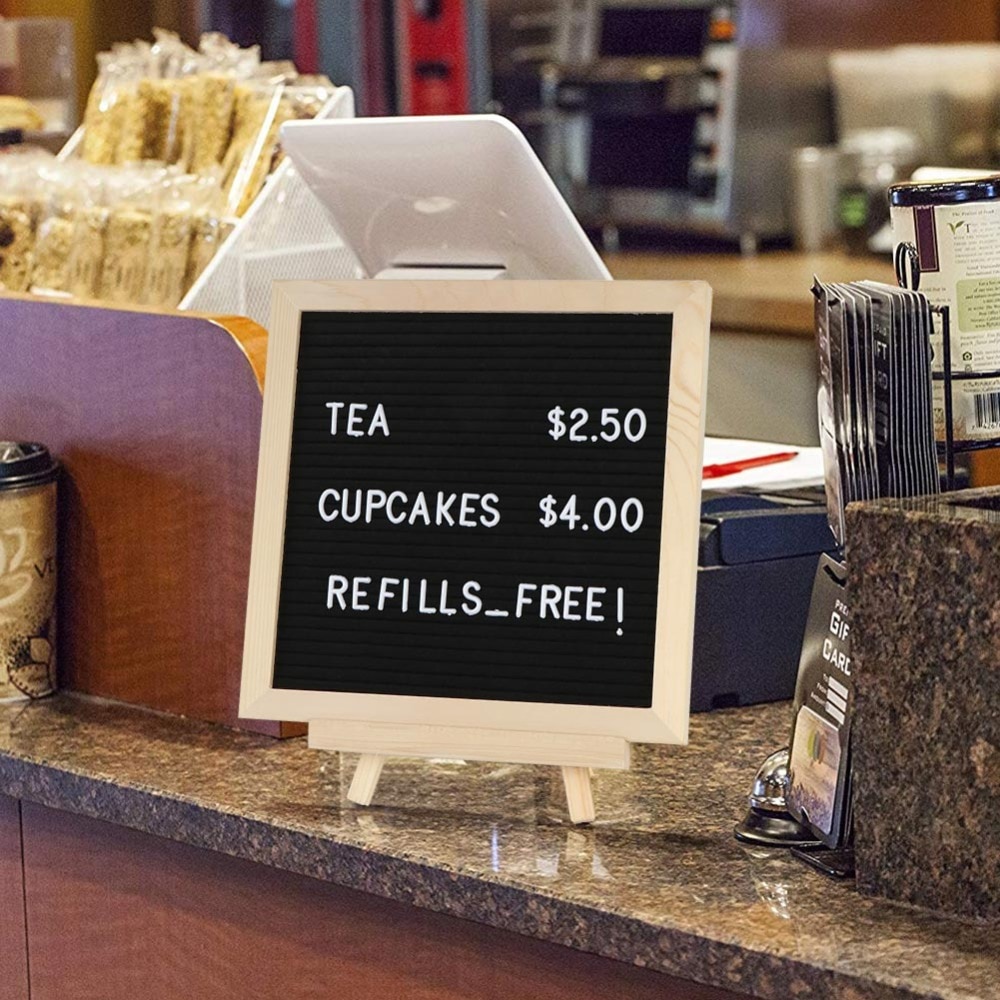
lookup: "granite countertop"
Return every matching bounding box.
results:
[0,694,996,1000]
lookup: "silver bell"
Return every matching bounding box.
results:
[734,747,820,847]
[749,748,792,813]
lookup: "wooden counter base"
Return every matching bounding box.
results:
[0,797,27,1000]
[3,795,740,1000]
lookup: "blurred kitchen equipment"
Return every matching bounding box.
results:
[0,21,14,97]
[393,0,491,115]
[831,45,1000,170]
[491,0,833,249]
[790,146,841,252]
[0,18,75,154]
[320,0,491,116]
[0,18,75,130]
[910,167,998,183]
[838,128,921,255]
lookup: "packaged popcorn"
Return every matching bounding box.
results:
[6,29,335,309]
[145,176,202,307]
[66,205,108,299]
[184,211,235,294]
[81,53,124,165]
[224,82,335,216]
[0,158,42,293]
[30,164,78,293]
[0,199,34,292]
[98,168,164,303]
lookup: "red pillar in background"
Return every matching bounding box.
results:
[294,0,320,75]
[397,0,470,115]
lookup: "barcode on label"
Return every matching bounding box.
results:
[973,391,1000,430]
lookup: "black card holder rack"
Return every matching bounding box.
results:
[814,288,945,501]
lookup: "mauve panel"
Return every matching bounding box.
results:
[0,795,27,1000]
[0,297,291,734]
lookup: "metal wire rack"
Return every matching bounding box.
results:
[933,303,1000,492]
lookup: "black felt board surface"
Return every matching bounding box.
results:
[272,311,672,707]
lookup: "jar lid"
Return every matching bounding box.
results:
[0,442,58,491]
[889,176,1000,207]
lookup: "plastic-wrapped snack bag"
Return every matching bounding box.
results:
[284,84,333,119]
[101,205,154,302]
[66,205,108,299]
[254,60,299,84]
[0,201,34,293]
[137,78,185,162]
[148,30,199,165]
[145,174,214,307]
[99,168,162,303]
[146,206,192,306]
[100,42,151,165]
[149,28,188,77]
[243,84,333,214]
[31,212,73,293]
[220,81,281,206]
[63,167,110,299]
[199,32,260,78]
[184,71,237,172]
[224,83,334,216]
[114,73,149,162]
[182,33,260,173]
[30,163,77,294]
[82,53,126,164]
[0,159,41,294]
[184,210,236,295]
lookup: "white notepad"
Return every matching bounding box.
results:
[703,437,825,491]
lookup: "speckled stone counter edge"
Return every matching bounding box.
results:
[847,490,1000,924]
[0,750,937,1000]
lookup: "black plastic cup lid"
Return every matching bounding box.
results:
[0,443,58,491]
[889,176,1000,207]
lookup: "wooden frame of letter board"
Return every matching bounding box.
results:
[241,279,711,823]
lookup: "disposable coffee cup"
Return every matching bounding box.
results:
[0,442,58,700]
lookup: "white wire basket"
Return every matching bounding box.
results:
[179,86,362,327]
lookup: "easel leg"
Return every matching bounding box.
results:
[561,766,595,824]
[348,754,386,806]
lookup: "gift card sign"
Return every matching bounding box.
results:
[240,280,710,745]
[787,554,854,847]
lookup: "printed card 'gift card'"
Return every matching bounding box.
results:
[786,554,853,849]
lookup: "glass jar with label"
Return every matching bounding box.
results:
[890,176,1000,443]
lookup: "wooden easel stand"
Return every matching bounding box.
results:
[308,720,632,824]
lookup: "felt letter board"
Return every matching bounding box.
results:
[242,280,710,747]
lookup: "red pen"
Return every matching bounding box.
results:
[702,451,799,480]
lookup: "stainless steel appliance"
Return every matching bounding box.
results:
[490,0,833,248]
